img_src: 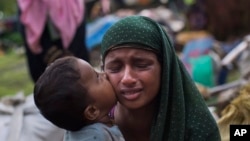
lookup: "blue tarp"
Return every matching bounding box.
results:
[86,15,120,51]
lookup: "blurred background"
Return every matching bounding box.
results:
[0,0,32,98]
[1,0,250,128]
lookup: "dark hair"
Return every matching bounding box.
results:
[34,56,92,131]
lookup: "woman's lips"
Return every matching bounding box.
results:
[120,88,142,101]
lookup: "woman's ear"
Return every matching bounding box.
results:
[84,105,100,121]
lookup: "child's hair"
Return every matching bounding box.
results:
[217,83,250,141]
[34,56,93,131]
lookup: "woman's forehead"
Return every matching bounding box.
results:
[107,47,154,56]
[104,48,158,63]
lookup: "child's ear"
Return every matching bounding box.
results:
[84,105,100,121]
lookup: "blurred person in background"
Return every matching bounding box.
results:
[17,0,91,83]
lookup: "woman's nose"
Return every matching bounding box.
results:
[121,67,136,86]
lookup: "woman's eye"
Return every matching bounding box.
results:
[135,62,152,69]
[106,65,121,73]
[136,64,148,68]
[107,67,120,73]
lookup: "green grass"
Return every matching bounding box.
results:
[0,50,34,98]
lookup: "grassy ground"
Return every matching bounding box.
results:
[0,49,34,98]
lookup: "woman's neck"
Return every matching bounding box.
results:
[114,102,157,141]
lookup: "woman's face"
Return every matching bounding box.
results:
[104,48,161,109]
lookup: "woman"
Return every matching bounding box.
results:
[101,15,221,141]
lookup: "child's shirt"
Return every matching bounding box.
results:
[63,123,124,141]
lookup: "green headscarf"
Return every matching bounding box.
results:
[101,16,221,141]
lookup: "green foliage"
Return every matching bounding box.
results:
[1,32,24,46]
[0,0,18,17]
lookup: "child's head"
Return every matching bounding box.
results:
[34,56,116,131]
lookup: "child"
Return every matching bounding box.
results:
[33,56,124,141]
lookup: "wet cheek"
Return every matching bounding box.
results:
[107,75,120,92]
